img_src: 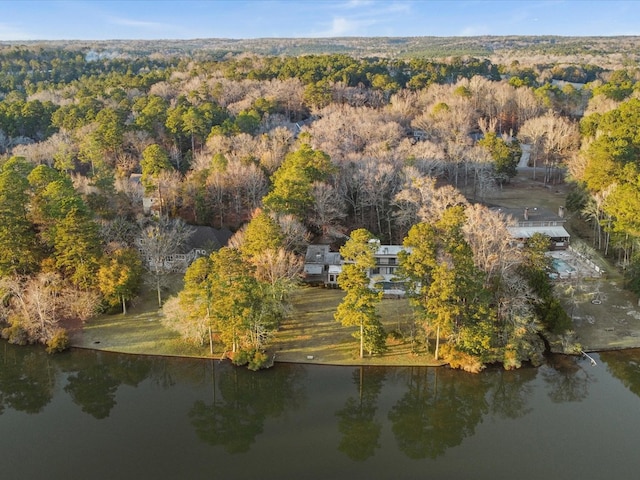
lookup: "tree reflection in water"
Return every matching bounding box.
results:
[1,341,630,466]
[600,349,640,398]
[62,351,152,419]
[485,367,537,419]
[388,367,489,459]
[0,345,54,414]
[188,362,306,453]
[542,354,592,403]
[335,366,386,461]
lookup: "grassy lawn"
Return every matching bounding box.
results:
[71,281,444,366]
[71,274,210,357]
[275,286,443,366]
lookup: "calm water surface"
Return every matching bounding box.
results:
[1,341,640,480]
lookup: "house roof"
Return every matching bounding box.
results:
[496,207,565,224]
[305,244,330,262]
[508,226,570,239]
[129,173,142,185]
[186,226,232,252]
[304,264,324,275]
[304,244,341,265]
[375,245,405,256]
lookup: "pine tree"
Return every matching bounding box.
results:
[263,143,334,218]
[98,248,143,314]
[0,157,39,277]
[335,229,385,358]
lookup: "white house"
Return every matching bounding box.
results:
[368,244,407,296]
[303,243,409,295]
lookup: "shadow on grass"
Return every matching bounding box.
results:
[274,286,441,366]
[72,282,442,366]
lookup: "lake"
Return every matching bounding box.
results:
[1,341,639,479]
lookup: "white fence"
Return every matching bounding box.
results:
[568,244,603,276]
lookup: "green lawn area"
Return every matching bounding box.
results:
[71,283,444,366]
[275,286,442,366]
[71,275,210,357]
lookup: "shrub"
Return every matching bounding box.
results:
[46,329,69,354]
[502,348,522,370]
[440,344,485,373]
[248,350,270,371]
[230,349,251,366]
[1,322,30,345]
[231,349,272,370]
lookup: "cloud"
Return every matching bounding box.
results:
[107,16,172,31]
[312,0,413,36]
[458,24,491,36]
[322,16,376,36]
[102,13,197,38]
[343,0,375,7]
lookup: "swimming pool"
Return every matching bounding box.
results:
[552,258,576,275]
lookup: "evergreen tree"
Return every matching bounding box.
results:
[53,207,102,289]
[163,246,282,368]
[263,143,334,218]
[240,210,283,260]
[141,143,173,192]
[401,206,492,362]
[335,229,385,358]
[98,248,143,314]
[0,157,39,276]
[478,132,520,186]
[162,256,215,346]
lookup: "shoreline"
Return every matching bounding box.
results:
[68,330,639,369]
[69,343,450,367]
[68,342,640,370]
[67,278,640,368]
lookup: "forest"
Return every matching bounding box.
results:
[0,38,638,370]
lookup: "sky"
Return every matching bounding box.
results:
[0,0,638,41]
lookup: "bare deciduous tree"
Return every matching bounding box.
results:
[519,112,579,184]
[255,126,294,173]
[1,273,63,344]
[306,104,404,162]
[0,272,99,346]
[277,214,310,254]
[252,248,303,302]
[310,181,347,237]
[462,204,520,283]
[394,173,468,227]
[136,218,195,307]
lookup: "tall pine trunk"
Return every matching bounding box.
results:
[156,274,162,308]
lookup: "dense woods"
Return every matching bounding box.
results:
[0,37,639,370]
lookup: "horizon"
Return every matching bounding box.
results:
[1,1,639,41]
